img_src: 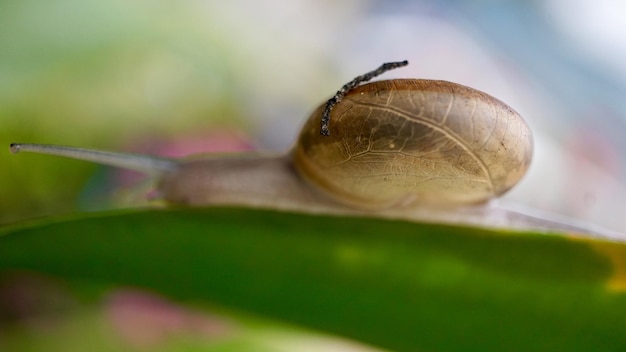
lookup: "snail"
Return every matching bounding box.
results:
[10,60,534,216]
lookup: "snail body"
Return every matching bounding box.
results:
[10,61,533,212]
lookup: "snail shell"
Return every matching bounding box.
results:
[294,79,533,209]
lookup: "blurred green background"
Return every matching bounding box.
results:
[1,1,626,351]
[2,0,626,231]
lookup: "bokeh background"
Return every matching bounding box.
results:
[2,1,626,350]
[2,0,626,232]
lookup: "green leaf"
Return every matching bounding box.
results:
[1,207,625,351]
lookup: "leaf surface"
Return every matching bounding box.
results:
[1,207,625,351]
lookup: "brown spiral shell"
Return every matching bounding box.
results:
[293,79,533,209]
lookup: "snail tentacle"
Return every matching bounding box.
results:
[320,60,408,136]
[9,143,177,175]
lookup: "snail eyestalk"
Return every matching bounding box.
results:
[320,60,409,136]
[9,143,178,175]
